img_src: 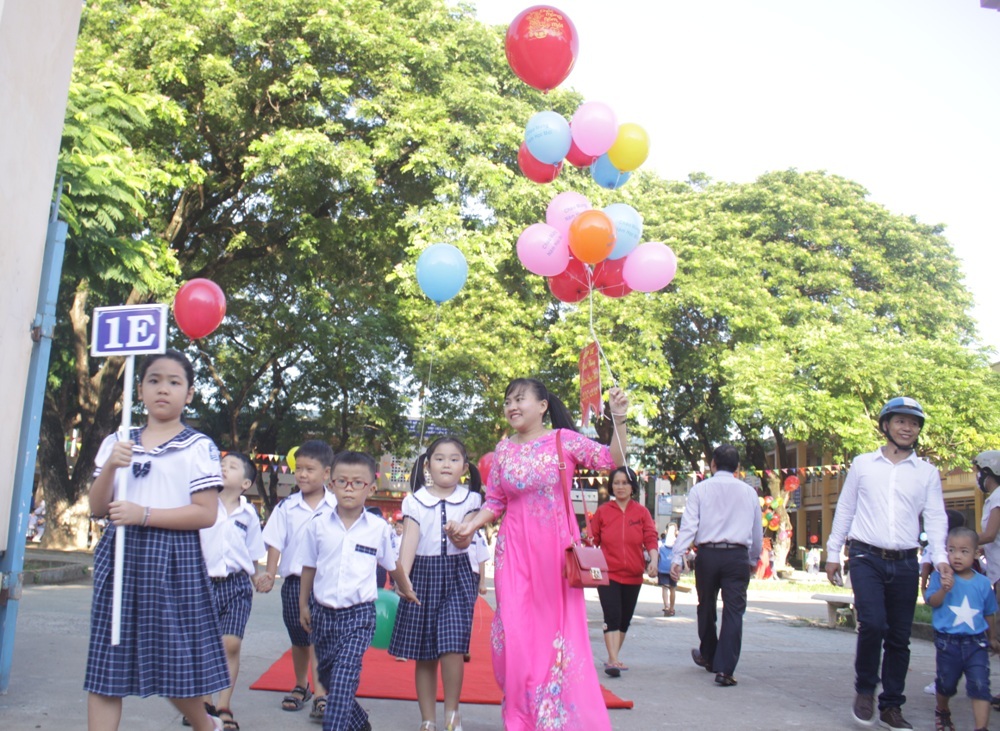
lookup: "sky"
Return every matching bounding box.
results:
[468,0,1000,355]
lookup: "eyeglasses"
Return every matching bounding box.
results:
[332,478,371,490]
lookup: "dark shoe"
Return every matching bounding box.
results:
[603,663,621,678]
[851,693,876,727]
[878,706,913,730]
[281,685,312,712]
[690,648,713,672]
[308,695,327,723]
[714,673,737,686]
[934,709,955,731]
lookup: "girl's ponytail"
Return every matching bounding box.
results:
[466,463,483,496]
[408,453,429,492]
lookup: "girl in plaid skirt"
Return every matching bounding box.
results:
[85,350,228,731]
[389,438,483,731]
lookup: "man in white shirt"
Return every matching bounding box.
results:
[825,397,949,731]
[670,444,763,687]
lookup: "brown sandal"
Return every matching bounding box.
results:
[281,685,312,711]
[216,709,239,731]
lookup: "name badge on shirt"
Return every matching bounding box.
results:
[355,544,377,556]
[235,520,248,533]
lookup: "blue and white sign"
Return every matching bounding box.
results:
[90,304,169,357]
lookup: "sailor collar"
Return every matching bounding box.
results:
[413,485,471,507]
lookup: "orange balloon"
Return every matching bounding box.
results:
[568,210,616,264]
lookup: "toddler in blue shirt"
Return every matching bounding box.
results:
[925,527,1000,731]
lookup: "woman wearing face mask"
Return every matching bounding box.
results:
[589,466,658,677]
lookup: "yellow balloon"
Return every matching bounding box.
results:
[607,123,649,172]
[286,446,298,472]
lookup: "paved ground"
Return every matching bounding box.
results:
[0,550,975,730]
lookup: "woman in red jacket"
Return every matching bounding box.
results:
[590,466,659,677]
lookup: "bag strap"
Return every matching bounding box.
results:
[556,430,591,545]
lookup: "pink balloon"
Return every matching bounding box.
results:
[516,223,569,276]
[622,242,678,293]
[571,101,618,157]
[545,191,590,240]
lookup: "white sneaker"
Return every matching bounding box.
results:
[923,681,936,695]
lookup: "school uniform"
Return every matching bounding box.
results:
[468,529,491,577]
[388,486,481,660]
[200,496,265,638]
[84,427,230,698]
[261,490,336,646]
[300,508,397,731]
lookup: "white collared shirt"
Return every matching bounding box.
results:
[402,486,482,557]
[670,470,764,567]
[300,508,396,609]
[261,490,337,578]
[468,529,491,573]
[200,496,266,577]
[94,427,222,508]
[826,448,947,566]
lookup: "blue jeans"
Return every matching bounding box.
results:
[848,544,918,710]
[935,631,991,700]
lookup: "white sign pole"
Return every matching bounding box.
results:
[111,355,135,646]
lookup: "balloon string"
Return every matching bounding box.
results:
[416,306,442,450]
[587,280,618,389]
[587,279,628,460]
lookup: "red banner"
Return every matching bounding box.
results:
[579,342,602,427]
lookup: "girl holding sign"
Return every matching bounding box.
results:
[85,350,228,731]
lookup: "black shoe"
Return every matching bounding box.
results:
[851,693,876,726]
[878,706,912,730]
[714,673,737,687]
[690,648,713,672]
[603,663,621,678]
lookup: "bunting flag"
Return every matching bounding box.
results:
[656,463,850,482]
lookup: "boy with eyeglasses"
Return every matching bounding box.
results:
[299,451,418,731]
[259,439,337,719]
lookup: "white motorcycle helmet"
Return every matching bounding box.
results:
[973,450,1000,493]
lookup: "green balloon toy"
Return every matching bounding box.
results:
[372,588,400,649]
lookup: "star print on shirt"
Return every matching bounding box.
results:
[949,595,981,630]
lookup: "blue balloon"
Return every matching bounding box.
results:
[416,244,468,303]
[603,203,643,260]
[591,154,631,190]
[524,111,572,166]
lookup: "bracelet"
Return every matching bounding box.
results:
[142,506,151,527]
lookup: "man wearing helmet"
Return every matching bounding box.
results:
[826,397,949,730]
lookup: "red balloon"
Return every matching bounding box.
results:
[477,452,494,481]
[505,6,579,92]
[592,258,632,298]
[547,257,591,303]
[784,475,800,491]
[173,278,226,339]
[518,141,562,183]
[565,138,594,168]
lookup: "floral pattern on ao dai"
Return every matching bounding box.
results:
[484,428,615,731]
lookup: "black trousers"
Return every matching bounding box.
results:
[694,546,750,676]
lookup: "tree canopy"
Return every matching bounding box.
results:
[38,0,1000,544]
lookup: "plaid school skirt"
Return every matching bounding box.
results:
[388,553,477,660]
[84,525,230,698]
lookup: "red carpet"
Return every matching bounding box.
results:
[250,597,633,709]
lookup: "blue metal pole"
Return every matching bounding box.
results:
[0,203,67,694]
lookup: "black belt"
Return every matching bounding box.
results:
[849,540,917,561]
[210,573,237,583]
[697,542,746,550]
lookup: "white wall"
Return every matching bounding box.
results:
[0,1,84,549]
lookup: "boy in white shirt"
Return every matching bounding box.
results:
[197,452,265,731]
[258,440,337,719]
[299,451,418,731]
